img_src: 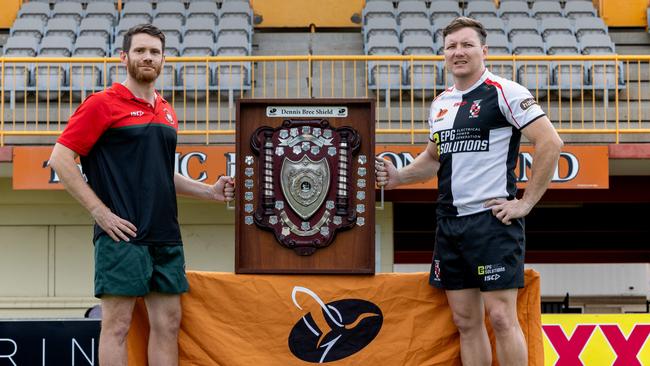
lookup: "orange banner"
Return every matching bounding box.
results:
[12,145,608,190]
[127,270,543,365]
[377,145,609,189]
[12,146,234,190]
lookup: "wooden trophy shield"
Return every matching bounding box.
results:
[235,99,375,274]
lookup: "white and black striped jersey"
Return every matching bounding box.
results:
[428,69,545,217]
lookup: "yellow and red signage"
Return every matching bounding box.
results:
[12,145,609,190]
[542,314,650,365]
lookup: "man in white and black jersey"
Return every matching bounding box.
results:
[376,17,563,365]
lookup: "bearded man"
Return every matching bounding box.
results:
[49,24,235,366]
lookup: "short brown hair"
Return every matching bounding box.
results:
[442,17,487,45]
[122,24,166,53]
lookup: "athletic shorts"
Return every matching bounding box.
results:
[94,235,189,298]
[429,210,525,291]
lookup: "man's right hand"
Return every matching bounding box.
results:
[375,157,401,190]
[91,206,137,242]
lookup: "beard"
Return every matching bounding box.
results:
[126,58,162,83]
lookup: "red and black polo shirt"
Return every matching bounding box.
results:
[58,83,182,246]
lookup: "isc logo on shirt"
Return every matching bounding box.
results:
[130,111,144,117]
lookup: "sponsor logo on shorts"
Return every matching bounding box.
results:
[520,98,537,110]
[433,260,441,281]
[478,263,506,282]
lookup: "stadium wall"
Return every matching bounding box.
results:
[0,173,395,317]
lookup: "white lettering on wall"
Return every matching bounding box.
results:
[0,338,17,366]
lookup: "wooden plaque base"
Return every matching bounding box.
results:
[235,99,375,274]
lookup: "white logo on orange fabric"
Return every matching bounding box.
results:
[130,111,144,117]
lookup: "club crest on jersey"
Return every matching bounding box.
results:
[469,99,482,119]
[163,108,174,125]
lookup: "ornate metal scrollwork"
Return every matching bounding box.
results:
[250,119,361,256]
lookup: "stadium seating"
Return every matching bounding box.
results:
[507,17,540,40]
[45,17,78,40]
[540,17,574,40]
[531,2,563,20]
[35,36,73,100]
[184,17,218,40]
[402,34,440,96]
[399,17,431,40]
[1,0,619,100]
[215,34,252,93]
[187,1,219,23]
[574,16,608,39]
[358,0,620,97]
[362,1,395,24]
[2,36,37,101]
[364,17,399,42]
[499,2,530,20]
[152,17,183,45]
[10,18,46,40]
[217,17,253,41]
[85,2,117,25]
[121,2,154,23]
[79,17,112,43]
[17,2,51,22]
[432,15,457,42]
[465,1,499,19]
[71,35,108,98]
[154,2,186,21]
[3,0,256,99]
[476,16,506,36]
[485,33,514,80]
[546,34,583,97]
[365,34,403,95]
[511,33,550,96]
[429,1,462,21]
[396,1,428,24]
[51,2,84,24]
[564,1,598,19]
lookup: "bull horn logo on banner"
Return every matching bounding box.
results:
[288,286,383,363]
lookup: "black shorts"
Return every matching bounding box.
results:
[429,210,525,291]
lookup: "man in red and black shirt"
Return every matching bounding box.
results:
[49,25,234,366]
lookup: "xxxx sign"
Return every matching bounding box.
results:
[542,314,650,365]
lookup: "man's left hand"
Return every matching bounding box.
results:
[211,176,235,202]
[484,198,533,225]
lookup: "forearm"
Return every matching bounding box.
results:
[521,140,562,207]
[396,148,440,186]
[49,149,106,215]
[174,173,212,200]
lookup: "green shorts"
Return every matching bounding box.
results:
[94,235,189,298]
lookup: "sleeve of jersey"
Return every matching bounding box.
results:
[499,81,546,130]
[57,94,112,156]
[427,102,436,142]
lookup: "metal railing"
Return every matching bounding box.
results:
[1,54,649,145]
